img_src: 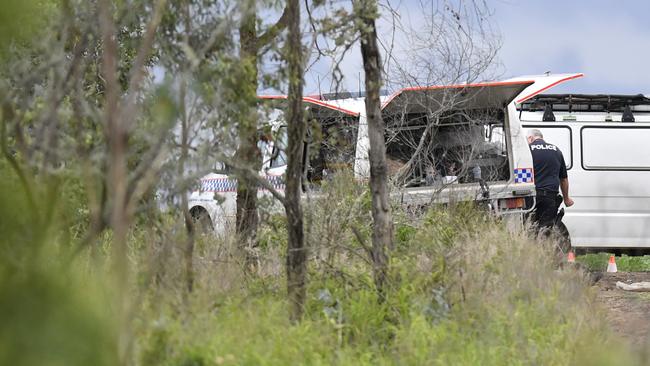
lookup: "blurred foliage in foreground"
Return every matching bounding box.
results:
[1,163,649,365]
[0,0,55,55]
[0,163,117,366]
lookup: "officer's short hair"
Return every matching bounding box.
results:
[527,129,543,139]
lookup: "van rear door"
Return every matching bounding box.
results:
[379,80,534,206]
[381,80,534,115]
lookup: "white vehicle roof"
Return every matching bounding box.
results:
[380,80,534,115]
[260,73,584,116]
[515,74,650,123]
[503,73,584,104]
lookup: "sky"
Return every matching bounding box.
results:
[492,0,650,94]
[304,0,650,95]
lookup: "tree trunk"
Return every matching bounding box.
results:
[99,0,130,362]
[355,0,393,299]
[236,0,260,266]
[179,72,195,294]
[284,0,307,323]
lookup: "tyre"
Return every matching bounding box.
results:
[190,206,213,234]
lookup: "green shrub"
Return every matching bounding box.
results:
[579,253,650,272]
[0,168,117,366]
[132,202,647,365]
[7,160,644,365]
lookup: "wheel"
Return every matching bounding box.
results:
[190,206,213,234]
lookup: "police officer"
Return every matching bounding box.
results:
[527,129,574,232]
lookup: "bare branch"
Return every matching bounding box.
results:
[213,153,287,205]
[350,225,373,260]
[257,4,291,48]
[121,0,168,130]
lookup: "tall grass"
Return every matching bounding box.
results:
[579,253,650,272]
[0,166,117,366]
[131,176,646,365]
[1,167,647,365]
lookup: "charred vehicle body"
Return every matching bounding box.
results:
[189,74,582,232]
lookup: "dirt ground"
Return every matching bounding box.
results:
[595,272,650,347]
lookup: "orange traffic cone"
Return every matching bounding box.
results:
[607,255,617,273]
[567,251,576,263]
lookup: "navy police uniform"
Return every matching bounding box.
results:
[529,139,567,230]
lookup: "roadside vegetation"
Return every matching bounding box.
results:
[578,254,650,272]
[2,167,647,365]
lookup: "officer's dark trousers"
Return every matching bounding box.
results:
[531,191,561,234]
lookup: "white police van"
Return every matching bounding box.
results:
[189,74,581,234]
[518,77,650,253]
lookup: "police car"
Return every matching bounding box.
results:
[188,74,582,234]
[518,77,650,253]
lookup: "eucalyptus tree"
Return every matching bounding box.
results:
[282,0,308,323]
[353,0,393,298]
[235,0,291,262]
[2,0,181,361]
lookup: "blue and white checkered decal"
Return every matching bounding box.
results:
[264,175,286,191]
[201,178,238,192]
[513,168,534,183]
[200,175,286,192]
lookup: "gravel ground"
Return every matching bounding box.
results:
[595,272,650,347]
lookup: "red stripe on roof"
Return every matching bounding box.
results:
[380,80,535,110]
[259,95,287,100]
[258,95,359,116]
[302,97,359,116]
[515,73,584,104]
